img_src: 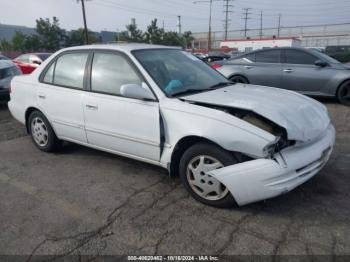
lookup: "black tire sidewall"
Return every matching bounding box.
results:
[28,111,60,152]
[179,142,238,208]
[338,81,350,106]
[230,75,248,84]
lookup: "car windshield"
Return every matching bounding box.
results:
[310,50,340,64]
[132,49,231,97]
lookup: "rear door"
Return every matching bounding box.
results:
[243,49,283,88]
[37,51,89,143]
[281,49,335,93]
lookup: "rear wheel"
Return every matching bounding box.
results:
[179,142,239,208]
[337,80,350,106]
[28,111,62,152]
[230,75,249,84]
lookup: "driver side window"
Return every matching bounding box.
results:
[91,52,142,96]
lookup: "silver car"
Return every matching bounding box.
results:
[0,60,22,102]
[213,47,350,106]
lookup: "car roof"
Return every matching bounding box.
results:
[60,43,180,53]
[232,47,312,59]
[0,60,16,69]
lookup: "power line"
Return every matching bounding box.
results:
[242,8,252,37]
[223,0,234,40]
[277,13,281,37]
[259,10,263,39]
[76,0,90,44]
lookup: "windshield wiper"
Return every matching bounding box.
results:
[207,81,233,89]
[170,88,206,97]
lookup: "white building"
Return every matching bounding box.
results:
[220,37,302,52]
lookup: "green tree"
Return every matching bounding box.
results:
[24,34,41,52]
[182,31,194,49]
[66,28,100,46]
[162,31,183,47]
[144,19,163,44]
[35,17,66,51]
[0,39,12,51]
[12,31,27,51]
[125,22,144,42]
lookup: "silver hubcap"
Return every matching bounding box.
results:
[31,117,49,147]
[186,155,229,201]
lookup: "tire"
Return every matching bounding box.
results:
[230,75,249,84]
[179,142,239,208]
[28,111,62,152]
[337,80,350,106]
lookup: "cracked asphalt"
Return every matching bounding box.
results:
[0,99,349,258]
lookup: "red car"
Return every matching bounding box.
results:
[13,53,52,74]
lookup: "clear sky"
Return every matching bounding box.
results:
[0,0,349,33]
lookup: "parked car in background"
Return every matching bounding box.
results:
[325,45,350,63]
[13,53,52,74]
[0,60,22,102]
[203,51,231,63]
[212,47,350,106]
[9,44,335,207]
[0,55,11,61]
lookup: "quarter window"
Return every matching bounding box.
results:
[255,50,280,63]
[53,53,88,89]
[91,53,142,95]
[43,62,55,83]
[285,50,317,65]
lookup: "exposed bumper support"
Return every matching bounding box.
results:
[209,124,336,206]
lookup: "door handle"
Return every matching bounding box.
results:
[86,104,98,110]
[283,69,294,73]
[38,94,46,99]
[244,66,253,69]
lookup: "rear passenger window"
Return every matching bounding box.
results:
[52,53,88,89]
[285,50,317,65]
[255,50,280,63]
[91,53,142,96]
[43,62,55,83]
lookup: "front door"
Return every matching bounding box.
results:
[282,49,335,94]
[83,51,161,162]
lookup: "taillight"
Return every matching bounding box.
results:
[211,64,222,69]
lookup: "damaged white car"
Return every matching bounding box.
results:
[9,44,336,207]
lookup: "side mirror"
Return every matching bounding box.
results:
[315,60,328,67]
[120,83,155,101]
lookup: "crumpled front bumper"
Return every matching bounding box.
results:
[208,124,336,206]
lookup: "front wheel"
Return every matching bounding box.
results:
[179,142,239,208]
[337,80,350,106]
[229,75,249,84]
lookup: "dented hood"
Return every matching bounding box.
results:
[183,84,330,142]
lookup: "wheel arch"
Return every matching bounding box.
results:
[25,107,47,134]
[228,74,250,83]
[336,78,350,97]
[169,136,236,177]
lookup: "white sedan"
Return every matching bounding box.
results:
[9,44,336,207]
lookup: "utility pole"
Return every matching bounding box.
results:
[242,8,252,38]
[259,10,263,39]
[177,15,182,35]
[277,14,282,37]
[193,0,220,51]
[77,0,89,44]
[223,0,234,40]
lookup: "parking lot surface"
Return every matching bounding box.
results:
[0,100,349,258]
